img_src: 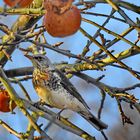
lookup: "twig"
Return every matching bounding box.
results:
[81,9,116,60]
[82,18,138,47]
[98,90,106,119]
[116,99,133,125]
[80,27,140,80]
[110,64,140,75]
[101,131,108,140]
[0,119,23,139]
[105,0,138,29]
[73,72,140,113]
[81,11,126,23]
[27,39,103,71]
[0,68,52,140]
[11,78,31,101]
[76,0,140,14]
[22,99,96,140]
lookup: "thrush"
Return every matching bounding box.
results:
[25,54,108,130]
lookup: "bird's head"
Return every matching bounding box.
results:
[25,54,54,71]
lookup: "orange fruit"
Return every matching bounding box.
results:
[4,0,33,8]
[43,5,81,37]
[0,89,16,112]
[44,0,73,10]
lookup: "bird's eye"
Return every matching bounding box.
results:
[38,57,42,60]
[35,56,43,61]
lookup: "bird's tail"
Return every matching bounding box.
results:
[78,111,108,131]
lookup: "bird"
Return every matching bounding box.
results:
[25,54,108,131]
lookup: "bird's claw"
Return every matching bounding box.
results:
[56,108,66,120]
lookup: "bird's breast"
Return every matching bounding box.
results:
[32,70,87,111]
[32,70,53,105]
[34,85,53,104]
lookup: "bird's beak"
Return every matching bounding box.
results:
[24,54,33,60]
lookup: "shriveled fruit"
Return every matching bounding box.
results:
[43,6,81,37]
[4,0,33,8]
[43,0,81,37]
[44,0,73,11]
[0,89,16,112]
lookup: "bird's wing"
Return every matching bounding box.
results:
[55,69,90,110]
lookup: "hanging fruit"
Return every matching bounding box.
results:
[0,88,16,113]
[43,0,81,37]
[4,0,33,8]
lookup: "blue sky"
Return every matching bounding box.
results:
[0,0,140,140]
